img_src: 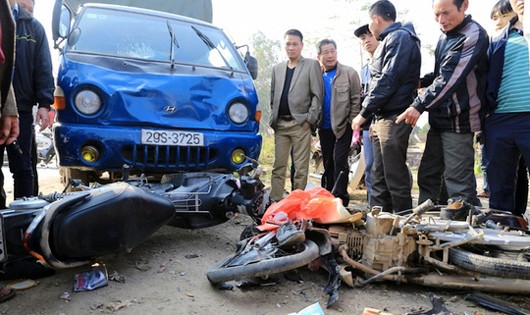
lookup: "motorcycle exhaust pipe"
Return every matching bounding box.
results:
[408,274,530,295]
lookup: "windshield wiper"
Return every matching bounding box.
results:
[167,20,179,68]
[191,25,233,76]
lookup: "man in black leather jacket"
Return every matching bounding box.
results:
[352,0,421,212]
[397,0,487,207]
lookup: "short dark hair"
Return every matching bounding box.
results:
[452,0,465,10]
[369,0,396,22]
[316,39,337,55]
[490,0,513,19]
[432,0,466,10]
[284,29,303,42]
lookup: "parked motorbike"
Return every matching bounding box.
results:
[0,162,267,270]
[35,126,55,166]
[206,188,530,307]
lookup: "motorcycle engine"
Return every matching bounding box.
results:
[362,212,417,270]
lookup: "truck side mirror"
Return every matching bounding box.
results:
[52,0,72,47]
[244,51,258,80]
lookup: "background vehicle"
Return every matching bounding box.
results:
[51,0,261,185]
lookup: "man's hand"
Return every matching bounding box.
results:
[0,116,20,145]
[396,107,421,127]
[351,114,366,131]
[35,107,51,131]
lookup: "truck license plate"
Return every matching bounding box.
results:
[141,129,204,146]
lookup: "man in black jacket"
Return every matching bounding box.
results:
[397,0,487,206]
[4,0,54,204]
[352,0,421,212]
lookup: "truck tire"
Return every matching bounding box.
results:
[449,247,530,280]
[207,240,319,284]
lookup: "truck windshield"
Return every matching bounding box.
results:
[69,7,244,71]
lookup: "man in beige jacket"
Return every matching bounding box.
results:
[269,29,323,201]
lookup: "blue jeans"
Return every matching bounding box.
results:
[363,129,373,205]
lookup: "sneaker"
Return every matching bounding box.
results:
[276,221,305,247]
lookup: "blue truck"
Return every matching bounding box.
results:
[51,0,262,184]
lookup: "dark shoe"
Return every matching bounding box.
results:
[440,199,470,221]
[276,221,305,247]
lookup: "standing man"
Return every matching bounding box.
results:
[484,0,530,216]
[6,0,54,201]
[316,39,361,206]
[397,0,488,207]
[354,24,379,206]
[352,0,421,212]
[269,29,323,202]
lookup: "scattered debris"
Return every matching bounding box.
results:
[288,302,325,315]
[185,254,199,259]
[406,294,454,315]
[465,293,529,315]
[108,271,125,283]
[59,291,71,301]
[74,266,108,292]
[105,299,137,312]
[363,307,395,315]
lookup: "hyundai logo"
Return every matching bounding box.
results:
[164,106,177,113]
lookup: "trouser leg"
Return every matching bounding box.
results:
[418,129,445,204]
[441,131,480,206]
[7,112,34,199]
[333,124,353,206]
[318,128,335,192]
[291,122,312,192]
[370,116,412,212]
[363,130,374,205]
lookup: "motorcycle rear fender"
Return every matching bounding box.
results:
[31,183,175,269]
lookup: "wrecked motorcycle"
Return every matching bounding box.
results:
[206,187,530,307]
[0,163,266,270]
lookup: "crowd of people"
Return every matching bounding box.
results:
[269,0,529,219]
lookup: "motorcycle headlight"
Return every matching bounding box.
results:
[228,102,249,124]
[74,90,102,115]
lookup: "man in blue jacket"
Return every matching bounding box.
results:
[397,0,488,207]
[316,38,361,206]
[352,0,421,212]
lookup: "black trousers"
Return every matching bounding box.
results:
[0,111,35,208]
[318,125,353,206]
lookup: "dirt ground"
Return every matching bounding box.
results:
[0,164,529,315]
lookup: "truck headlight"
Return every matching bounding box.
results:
[74,90,101,115]
[228,102,248,124]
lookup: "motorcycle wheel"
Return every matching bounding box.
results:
[206,240,319,284]
[449,247,530,280]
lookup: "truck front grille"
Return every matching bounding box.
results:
[122,144,214,170]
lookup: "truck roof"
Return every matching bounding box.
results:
[79,3,216,28]
[65,0,213,22]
